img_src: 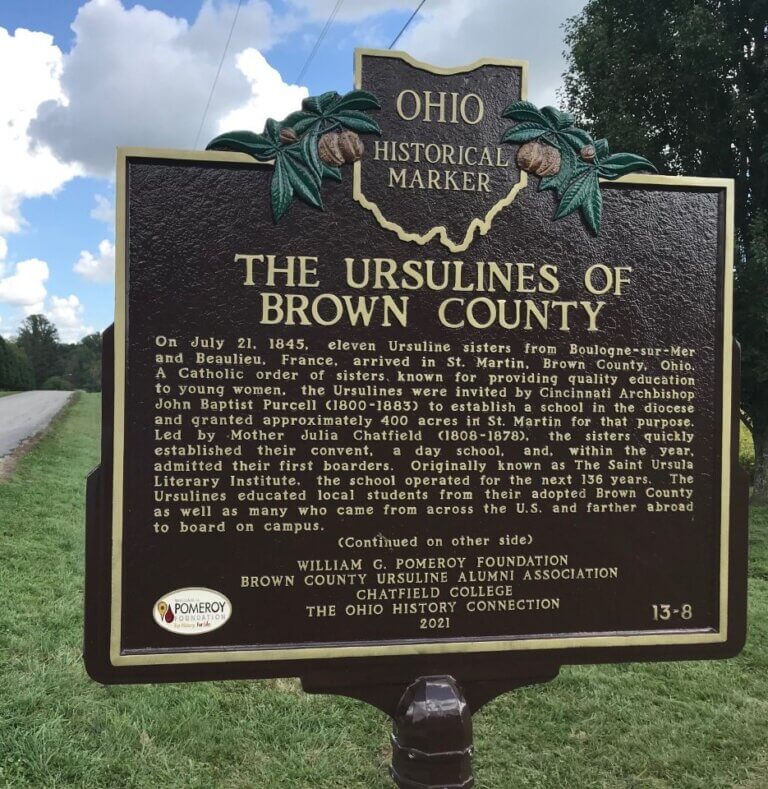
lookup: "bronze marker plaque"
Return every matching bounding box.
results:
[85,50,747,685]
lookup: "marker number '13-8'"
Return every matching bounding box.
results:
[652,603,693,621]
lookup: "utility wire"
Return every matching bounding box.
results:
[295,0,344,84]
[388,0,427,49]
[193,0,244,150]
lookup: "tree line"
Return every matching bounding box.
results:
[563,0,768,502]
[0,314,101,392]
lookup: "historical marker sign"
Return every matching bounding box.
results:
[85,50,747,688]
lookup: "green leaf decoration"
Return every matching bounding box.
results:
[539,144,584,197]
[207,86,380,223]
[501,100,550,126]
[594,138,610,160]
[555,168,602,234]
[205,130,276,160]
[271,158,293,221]
[501,122,549,144]
[555,169,596,220]
[263,119,281,145]
[333,109,381,134]
[281,110,318,135]
[281,90,381,137]
[333,90,381,112]
[557,126,594,152]
[500,100,657,234]
[580,173,603,234]
[299,132,323,180]
[284,155,323,210]
[303,91,340,115]
[598,152,657,180]
[541,106,575,130]
[321,163,342,181]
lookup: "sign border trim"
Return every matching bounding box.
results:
[110,148,734,666]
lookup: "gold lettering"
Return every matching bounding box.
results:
[233,253,263,286]
[395,89,421,120]
[423,90,446,123]
[460,93,483,124]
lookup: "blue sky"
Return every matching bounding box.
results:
[0,0,584,342]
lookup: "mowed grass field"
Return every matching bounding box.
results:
[1,393,767,788]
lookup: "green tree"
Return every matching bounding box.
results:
[12,343,34,389]
[16,314,61,389]
[0,338,34,390]
[80,332,103,391]
[0,337,11,388]
[62,332,102,391]
[563,0,768,501]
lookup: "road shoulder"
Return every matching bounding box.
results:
[0,391,78,480]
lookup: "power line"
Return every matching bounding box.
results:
[388,0,427,49]
[193,0,244,150]
[295,0,344,84]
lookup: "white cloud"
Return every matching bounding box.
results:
[0,258,49,314]
[287,1,584,105]
[0,26,79,238]
[217,50,309,133]
[0,238,7,261]
[46,294,94,343]
[395,0,585,107]
[287,0,584,95]
[90,194,115,227]
[31,0,303,177]
[74,239,115,284]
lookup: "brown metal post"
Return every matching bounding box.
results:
[390,676,474,789]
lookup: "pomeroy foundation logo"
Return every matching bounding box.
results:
[153,588,231,635]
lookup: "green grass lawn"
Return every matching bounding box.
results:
[1,393,767,788]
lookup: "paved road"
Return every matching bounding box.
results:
[0,390,73,457]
